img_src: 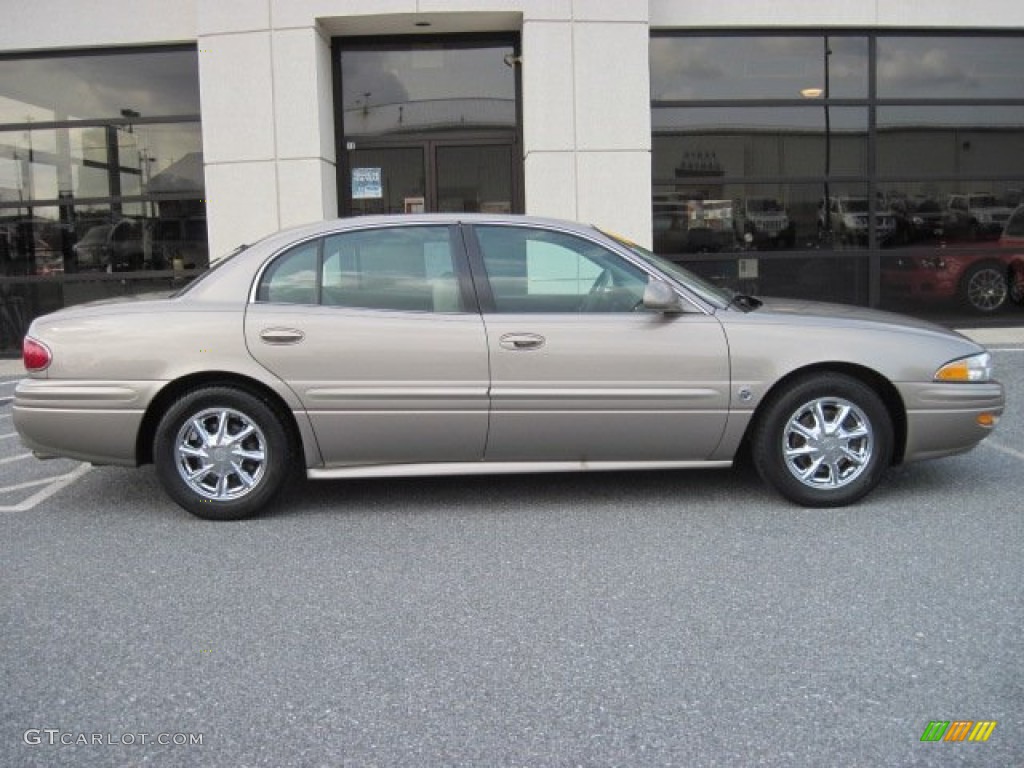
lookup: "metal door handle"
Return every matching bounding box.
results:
[499,333,545,351]
[260,328,305,345]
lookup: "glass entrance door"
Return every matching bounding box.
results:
[346,140,517,216]
[436,144,514,214]
[348,146,426,216]
[335,35,522,216]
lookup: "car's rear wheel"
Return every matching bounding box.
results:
[960,262,1008,313]
[751,374,894,507]
[154,387,295,520]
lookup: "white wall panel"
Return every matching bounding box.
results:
[650,0,1024,29]
[273,28,329,160]
[272,0,416,30]
[198,0,269,36]
[277,158,337,229]
[198,31,276,163]
[573,22,650,152]
[524,152,577,220]
[0,0,197,52]
[521,21,575,153]
[572,0,649,22]
[204,162,279,259]
[576,151,652,247]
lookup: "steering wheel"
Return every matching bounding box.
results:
[581,268,613,311]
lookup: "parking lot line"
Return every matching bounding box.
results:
[983,440,1024,462]
[0,463,91,512]
[0,474,78,494]
[0,452,32,465]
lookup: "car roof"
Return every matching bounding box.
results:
[190,214,619,305]
[228,214,606,259]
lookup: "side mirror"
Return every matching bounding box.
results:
[642,279,684,313]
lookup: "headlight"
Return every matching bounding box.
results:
[935,352,993,382]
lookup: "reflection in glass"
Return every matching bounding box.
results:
[650,33,1024,323]
[877,37,1024,100]
[653,107,868,179]
[340,45,516,137]
[877,107,1024,179]
[0,49,200,124]
[652,183,874,258]
[0,124,204,203]
[347,146,425,216]
[650,35,868,101]
[1,204,207,278]
[436,145,512,213]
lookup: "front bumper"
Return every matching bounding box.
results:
[899,381,1005,462]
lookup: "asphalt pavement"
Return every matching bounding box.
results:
[0,341,1021,767]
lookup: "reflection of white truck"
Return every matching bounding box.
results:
[819,197,896,244]
[945,193,1013,239]
[735,197,794,247]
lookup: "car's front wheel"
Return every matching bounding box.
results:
[751,374,894,507]
[153,387,295,520]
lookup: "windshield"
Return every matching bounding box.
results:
[599,229,734,309]
[971,194,999,208]
[843,198,869,213]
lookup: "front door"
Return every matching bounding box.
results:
[466,223,732,462]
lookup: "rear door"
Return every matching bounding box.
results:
[244,224,490,466]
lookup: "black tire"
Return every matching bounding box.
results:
[959,262,1008,314]
[1010,268,1024,306]
[153,386,296,520]
[751,374,894,508]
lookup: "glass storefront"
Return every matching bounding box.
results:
[0,47,206,354]
[651,32,1024,322]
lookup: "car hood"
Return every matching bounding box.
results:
[748,297,971,340]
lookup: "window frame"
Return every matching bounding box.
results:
[252,223,476,314]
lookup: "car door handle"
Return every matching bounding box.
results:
[259,328,305,345]
[499,333,545,351]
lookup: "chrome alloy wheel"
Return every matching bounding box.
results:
[781,397,873,489]
[174,407,268,500]
[964,266,1007,312]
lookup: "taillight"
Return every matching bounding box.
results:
[23,337,52,372]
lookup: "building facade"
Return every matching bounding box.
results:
[2,0,1024,353]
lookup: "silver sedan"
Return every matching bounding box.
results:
[13,215,1005,520]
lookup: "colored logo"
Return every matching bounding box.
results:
[921,721,997,742]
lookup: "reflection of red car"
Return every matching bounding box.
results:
[1005,206,1024,304]
[882,206,1024,313]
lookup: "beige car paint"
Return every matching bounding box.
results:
[12,214,1005,500]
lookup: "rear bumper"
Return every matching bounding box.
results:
[12,379,161,466]
[899,381,1005,462]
